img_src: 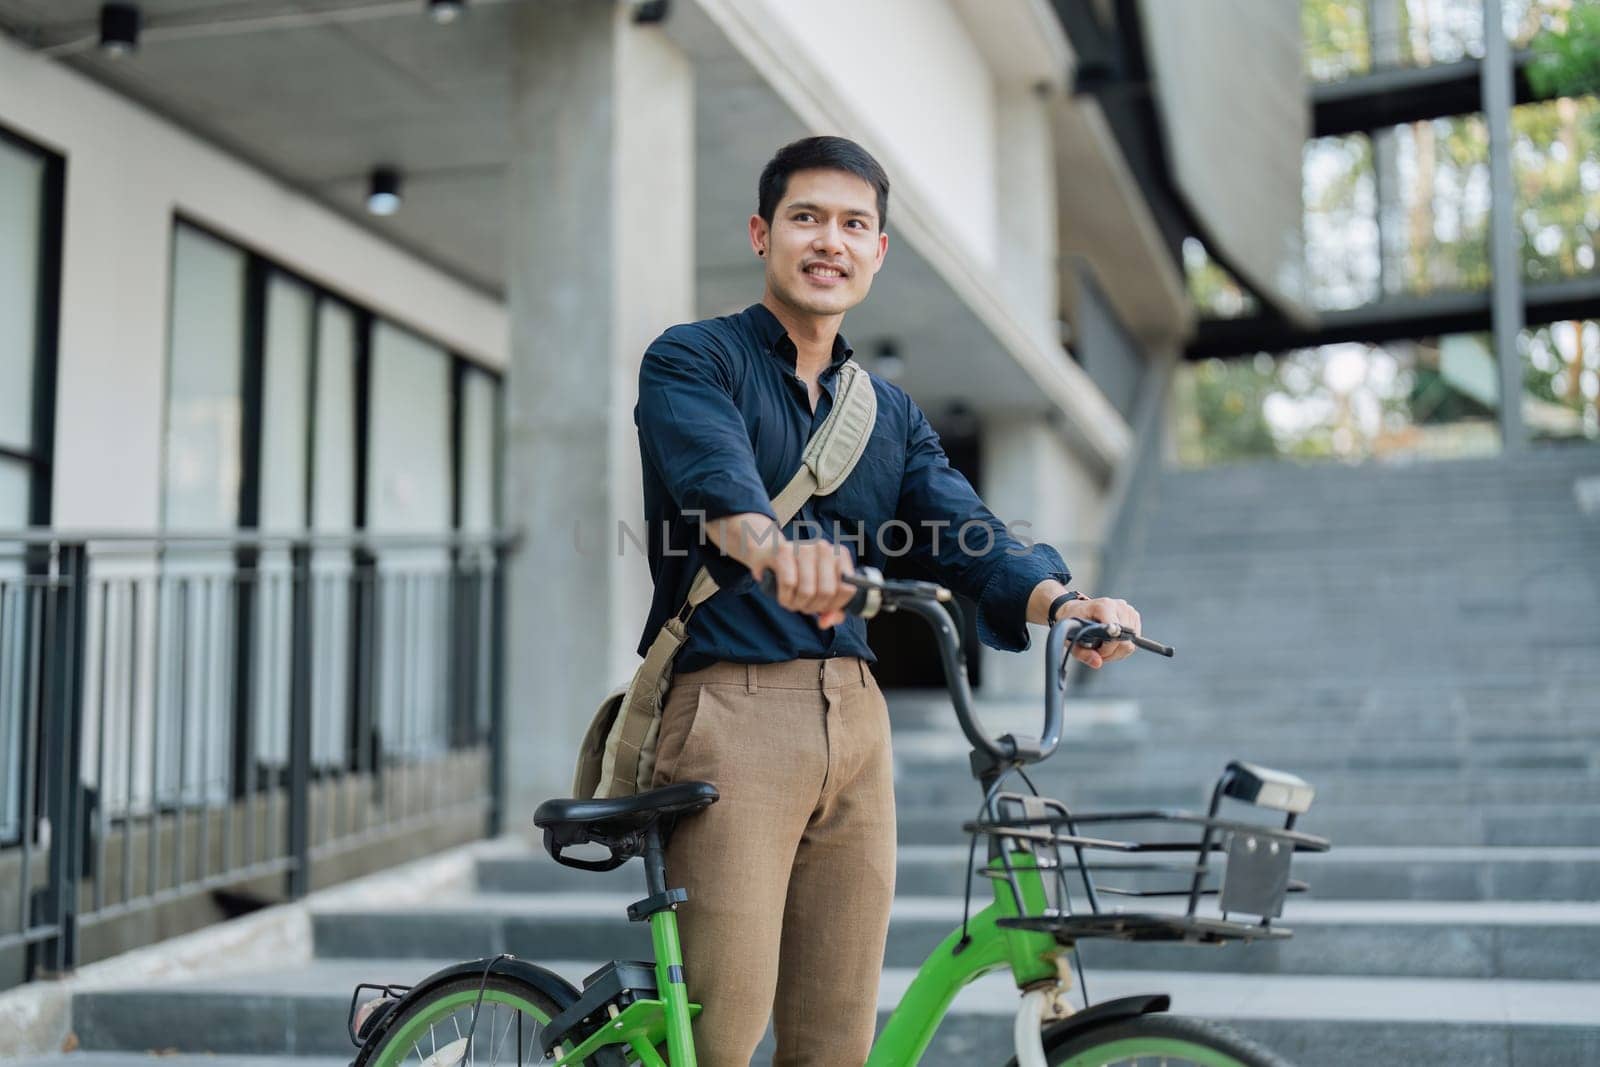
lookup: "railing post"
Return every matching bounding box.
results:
[486,541,508,837]
[285,542,314,899]
[36,541,88,977]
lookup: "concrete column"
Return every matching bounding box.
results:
[976,416,1105,700]
[994,85,1060,351]
[504,1,693,810]
[1370,0,1402,298]
[1482,0,1525,451]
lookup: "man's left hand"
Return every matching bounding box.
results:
[1059,597,1141,669]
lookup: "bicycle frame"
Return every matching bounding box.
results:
[866,850,1060,1066]
[551,903,698,1066]
[549,848,1059,1067]
[554,606,1104,1066]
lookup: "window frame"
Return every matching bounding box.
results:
[0,123,66,529]
[165,215,503,538]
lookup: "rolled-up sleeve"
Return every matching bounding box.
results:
[636,328,775,524]
[896,397,1070,652]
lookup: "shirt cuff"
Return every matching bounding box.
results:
[974,543,1071,653]
[679,473,778,527]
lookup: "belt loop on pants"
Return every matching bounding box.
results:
[745,663,759,695]
[856,658,867,687]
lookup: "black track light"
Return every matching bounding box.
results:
[367,167,402,216]
[427,0,466,24]
[99,3,141,57]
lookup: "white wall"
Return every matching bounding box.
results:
[751,0,999,267]
[979,415,1107,698]
[1139,0,1309,322]
[0,33,508,530]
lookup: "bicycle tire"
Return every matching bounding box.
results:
[358,972,571,1067]
[1007,1012,1293,1067]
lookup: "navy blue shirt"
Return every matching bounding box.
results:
[635,303,1071,673]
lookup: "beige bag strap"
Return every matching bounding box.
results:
[594,361,878,796]
[671,359,877,624]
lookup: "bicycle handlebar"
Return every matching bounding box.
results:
[755,567,1173,770]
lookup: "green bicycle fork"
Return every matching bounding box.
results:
[866,850,1060,1066]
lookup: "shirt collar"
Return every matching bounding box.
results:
[744,303,853,373]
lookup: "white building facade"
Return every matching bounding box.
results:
[0,0,1304,982]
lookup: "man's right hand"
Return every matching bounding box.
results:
[751,538,857,629]
[702,513,857,628]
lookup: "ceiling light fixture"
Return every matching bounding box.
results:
[367,167,402,216]
[99,3,141,57]
[427,0,466,24]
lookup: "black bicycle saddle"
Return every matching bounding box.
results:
[533,781,719,871]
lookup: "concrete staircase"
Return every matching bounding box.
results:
[17,447,1600,1066]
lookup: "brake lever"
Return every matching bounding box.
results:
[1069,621,1175,658]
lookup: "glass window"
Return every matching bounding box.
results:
[1505,0,1579,47]
[309,301,357,766]
[1175,334,1501,467]
[312,301,357,532]
[1304,0,1488,83]
[1512,97,1600,283]
[1378,115,1491,298]
[260,273,313,530]
[0,458,27,528]
[1303,0,1371,82]
[1183,238,1259,320]
[163,226,246,529]
[459,369,498,534]
[0,137,43,455]
[1304,134,1380,309]
[367,322,451,533]
[1523,319,1600,442]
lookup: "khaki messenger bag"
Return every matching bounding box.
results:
[572,359,879,799]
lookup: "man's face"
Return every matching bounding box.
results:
[751,168,888,319]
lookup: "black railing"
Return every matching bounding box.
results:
[0,530,508,989]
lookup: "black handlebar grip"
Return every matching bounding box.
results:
[757,571,876,617]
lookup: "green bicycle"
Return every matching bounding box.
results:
[346,569,1330,1066]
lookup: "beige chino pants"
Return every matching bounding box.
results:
[651,656,896,1067]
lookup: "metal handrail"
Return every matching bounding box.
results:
[0,527,511,988]
[0,528,519,550]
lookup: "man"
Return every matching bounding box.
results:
[634,135,1141,1066]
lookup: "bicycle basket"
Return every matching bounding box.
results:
[969,761,1332,945]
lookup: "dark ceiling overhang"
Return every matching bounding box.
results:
[1187,275,1600,360]
[1313,51,1542,138]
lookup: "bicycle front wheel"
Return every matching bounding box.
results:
[1013,1013,1292,1067]
[359,973,568,1067]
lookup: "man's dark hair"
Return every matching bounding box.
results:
[758,136,890,231]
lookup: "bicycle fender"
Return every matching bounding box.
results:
[1043,994,1171,1045]
[354,957,583,1065]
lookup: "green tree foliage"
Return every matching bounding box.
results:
[1527,2,1600,105]
[1177,358,1282,465]
[1303,0,1370,81]
[1512,97,1599,282]
[1177,3,1599,464]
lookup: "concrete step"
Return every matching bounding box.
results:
[311,894,1600,981]
[888,707,1600,746]
[886,768,1600,809]
[894,804,1600,847]
[65,956,1600,1067]
[476,846,1600,902]
[892,736,1600,773]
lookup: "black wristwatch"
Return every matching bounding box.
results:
[1048,590,1090,624]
